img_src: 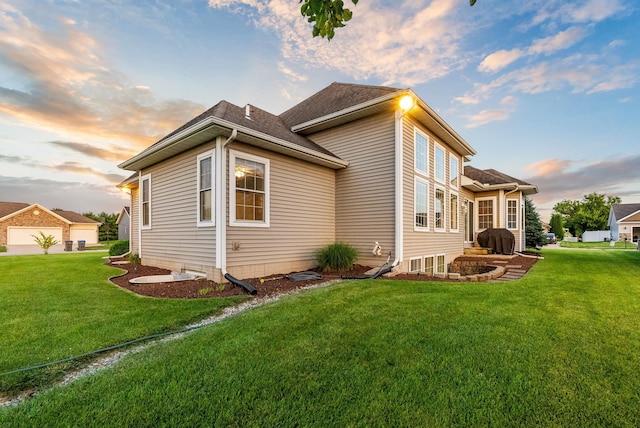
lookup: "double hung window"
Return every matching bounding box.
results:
[197,151,214,226]
[478,199,494,229]
[435,187,445,231]
[140,174,151,229]
[230,150,270,227]
[414,178,429,229]
[507,199,518,229]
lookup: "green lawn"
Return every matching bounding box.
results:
[2,250,640,426]
[0,252,246,395]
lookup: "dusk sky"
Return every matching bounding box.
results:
[1,0,638,221]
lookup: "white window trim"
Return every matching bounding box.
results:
[140,174,151,230]
[449,153,459,189]
[450,191,459,232]
[436,254,447,274]
[476,196,497,231]
[424,255,435,276]
[197,150,215,227]
[434,185,446,232]
[413,128,429,177]
[409,256,423,273]
[229,150,270,228]
[414,176,430,231]
[434,142,446,184]
[507,198,519,230]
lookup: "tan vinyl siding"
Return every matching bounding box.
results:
[402,116,465,271]
[140,143,217,276]
[130,186,140,254]
[226,143,335,279]
[308,112,396,267]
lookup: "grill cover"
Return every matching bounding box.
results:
[477,228,515,255]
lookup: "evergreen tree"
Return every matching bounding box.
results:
[525,197,546,248]
[83,212,119,242]
[549,213,565,241]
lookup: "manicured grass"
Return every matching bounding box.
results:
[0,253,246,395]
[560,240,637,249]
[2,250,640,426]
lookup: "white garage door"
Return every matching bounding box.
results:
[70,228,98,244]
[7,227,64,245]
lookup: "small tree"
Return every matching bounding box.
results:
[525,197,546,249]
[32,232,59,255]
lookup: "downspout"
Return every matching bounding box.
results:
[394,109,404,265]
[138,170,142,258]
[216,129,237,279]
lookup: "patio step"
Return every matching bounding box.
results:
[464,247,492,255]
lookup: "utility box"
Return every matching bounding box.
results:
[64,240,73,252]
[77,240,86,251]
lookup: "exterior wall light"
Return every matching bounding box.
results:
[399,95,415,113]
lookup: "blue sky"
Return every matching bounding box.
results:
[0,0,638,221]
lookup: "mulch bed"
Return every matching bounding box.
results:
[108,254,539,299]
[108,259,371,299]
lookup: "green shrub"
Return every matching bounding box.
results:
[128,253,141,265]
[0,245,6,253]
[109,240,130,256]
[315,242,358,271]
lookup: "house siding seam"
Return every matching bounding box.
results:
[1,208,69,246]
[401,116,465,272]
[139,143,217,277]
[225,142,336,279]
[307,112,396,267]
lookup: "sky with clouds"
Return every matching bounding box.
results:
[0,0,638,220]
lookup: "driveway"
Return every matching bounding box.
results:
[0,245,106,256]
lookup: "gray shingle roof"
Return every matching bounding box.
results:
[464,166,533,186]
[0,202,29,219]
[611,203,640,220]
[151,100,339,158]
[279,82,403,128]
[52,210,100,224]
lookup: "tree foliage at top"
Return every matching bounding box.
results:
[525,197,546,249]
[300,0,478,40]
[552,192,621,237]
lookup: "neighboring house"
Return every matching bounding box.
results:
[0,202,100,246]
[608,203,640,242]
[118,82,538,282]
[116,206,131,241]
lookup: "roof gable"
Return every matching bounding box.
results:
[119,100,346,171]
[0,202,99,224]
